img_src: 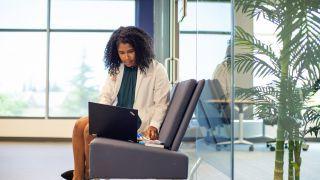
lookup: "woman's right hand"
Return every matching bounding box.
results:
[143,126,159,140]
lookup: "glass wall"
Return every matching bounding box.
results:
[0,0,135,118]
[179,0,232,179]
[179,0,320,180]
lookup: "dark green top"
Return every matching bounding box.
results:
[116,66,138,108]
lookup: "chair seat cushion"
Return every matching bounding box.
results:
[90,138,188,179]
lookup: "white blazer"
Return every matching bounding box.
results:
[99,60,170,132]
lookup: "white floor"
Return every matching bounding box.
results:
[183,139,320,180]
[0,140,319,180]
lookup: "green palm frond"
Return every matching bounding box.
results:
[313,79,320,93]
[235,26,281,77]
[236,85,280,125]
[303,107,320,123]
[306,126,320,138]
[255,103,278,125]
[236,26,279,62]
[298,79,318,101]
[304,107,320,137]
[235,54,280,78]
[235,0,279,24]
[276,1,320,81]
[235,85,279,103]
[236,27,279,62]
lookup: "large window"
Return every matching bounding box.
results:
[0,0,135,118]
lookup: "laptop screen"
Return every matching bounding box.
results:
[88,102,139,142]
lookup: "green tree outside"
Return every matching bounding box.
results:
[0,93,28,116]
[61,61,99,116]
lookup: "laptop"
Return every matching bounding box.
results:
[88,102,140,143]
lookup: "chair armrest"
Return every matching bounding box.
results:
[90,137,188,179]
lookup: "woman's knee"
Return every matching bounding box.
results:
[83,124,90,137]
[83,124,94,143]
[73,116,89,136]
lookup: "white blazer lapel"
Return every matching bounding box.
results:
[114,64,124,97]
[135,62,155,100]
[135,68,144,100]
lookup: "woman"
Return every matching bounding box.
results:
[62,26,170,180]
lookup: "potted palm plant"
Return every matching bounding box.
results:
[233,1,320,180]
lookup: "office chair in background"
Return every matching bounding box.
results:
[196,79,231,150]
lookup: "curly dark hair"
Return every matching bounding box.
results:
[104,26,155,76]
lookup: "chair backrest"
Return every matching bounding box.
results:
[197,79,231,127]
[159,79,197,149]
[209,79,226,99]
[171,79,205,151]
[200,79,225,101]
[196,79,218,129]
[195,100,211,129]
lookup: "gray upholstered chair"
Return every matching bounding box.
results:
[89,79,204,179]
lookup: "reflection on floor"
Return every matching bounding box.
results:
[0,140,319,180]
[180,141,230,180]
[182,139,320,180]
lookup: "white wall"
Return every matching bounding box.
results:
[0,119,75,138]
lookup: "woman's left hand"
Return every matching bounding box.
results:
[144,126,159,140]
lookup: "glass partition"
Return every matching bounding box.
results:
[179,0,232,179]
[180,1,320,179]
[178,1,320,180]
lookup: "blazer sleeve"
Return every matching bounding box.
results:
[98,73,116,105]
[149,64,170,130]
